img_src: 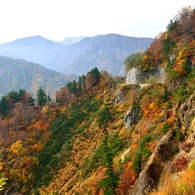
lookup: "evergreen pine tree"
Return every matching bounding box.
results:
[98,135,119,195]
[132,151,142,174]
[71,80,77,94]
[82,75,86,91]
[18,89,25,99]
[7,91,19,102]
[90,67,100,86]
[78,76,82,92]
[37,87,47,106]
[66,81,72,92]
[0,96,8,115]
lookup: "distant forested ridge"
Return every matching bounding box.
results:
[0,55,75,98]
[0,34,154,76]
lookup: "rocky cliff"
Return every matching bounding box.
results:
[125,66,166,85]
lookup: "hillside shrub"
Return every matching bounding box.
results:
[81,131,128,178]
[174,157,188,172]
[160,122,170,134]
[96,106,112,127]
[132,135,152,173]
[98,135,119,195]
[0,177,8,191]
[33,188,39,195]
[132,151,142,174]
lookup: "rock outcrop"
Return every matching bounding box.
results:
[173,91,195,135]
[125,68,143,84]
[130,91,195,194]
[114,84,140,104]
[130,129,176,195]
[124,106,140,129]
[4,187,22,195]
[125,66,165,85]
[114,93,125,104]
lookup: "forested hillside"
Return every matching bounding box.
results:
[0,56,75,98]
[60,34,153,75]
[1,6,195,195]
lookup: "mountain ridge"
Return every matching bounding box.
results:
[58,36,87,45]
[0,55,75,98]
[0,35,63,64]
[1,6,195,195]
[0,34,154,76]
[64,34,153,75]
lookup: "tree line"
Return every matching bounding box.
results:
[0,87,51,116]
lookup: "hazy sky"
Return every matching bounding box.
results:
[0,0,194,43]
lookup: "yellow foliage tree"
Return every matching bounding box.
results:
[0,162,4,171]
[10,140,24,155]
[0,177,8,191]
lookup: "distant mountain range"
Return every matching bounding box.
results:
[0,55,76,98]
[0,34,154,76]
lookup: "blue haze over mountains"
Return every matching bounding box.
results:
[0,34,154,76]
[0,56,76,98]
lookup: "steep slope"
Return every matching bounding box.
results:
[62,34,153,76]
[41,35,103,71]
[1,7,195,195]
[0,55,74,98]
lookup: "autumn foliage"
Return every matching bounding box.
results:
[1,6,195,195]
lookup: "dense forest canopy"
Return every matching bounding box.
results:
[0,56,75,99]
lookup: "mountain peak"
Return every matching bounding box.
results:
[59,36,87,45]
[0,34,154,76]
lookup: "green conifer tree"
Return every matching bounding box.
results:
[0,96,8,115]
[90,67,100,86]
[78,76,82,92]
[66,81,72,92]
[71,80,77,94]
[132,151,142,174]
[82,75,86,91]
[37,87,47,106]
[98,135,119,195]
[18,89,26,100]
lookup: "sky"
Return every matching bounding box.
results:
[0,0,195,44]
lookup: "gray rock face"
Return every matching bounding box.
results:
[125,68,143,84]
[169,53,176,62]
[114,93,125,104]
[4,187,23,195]
[173,91,195,135]
[124,106,140,129]
[125,66,165,85]
[157,66,166,83]
[130,129,176,195]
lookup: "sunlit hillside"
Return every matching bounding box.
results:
[1,6,195,195]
